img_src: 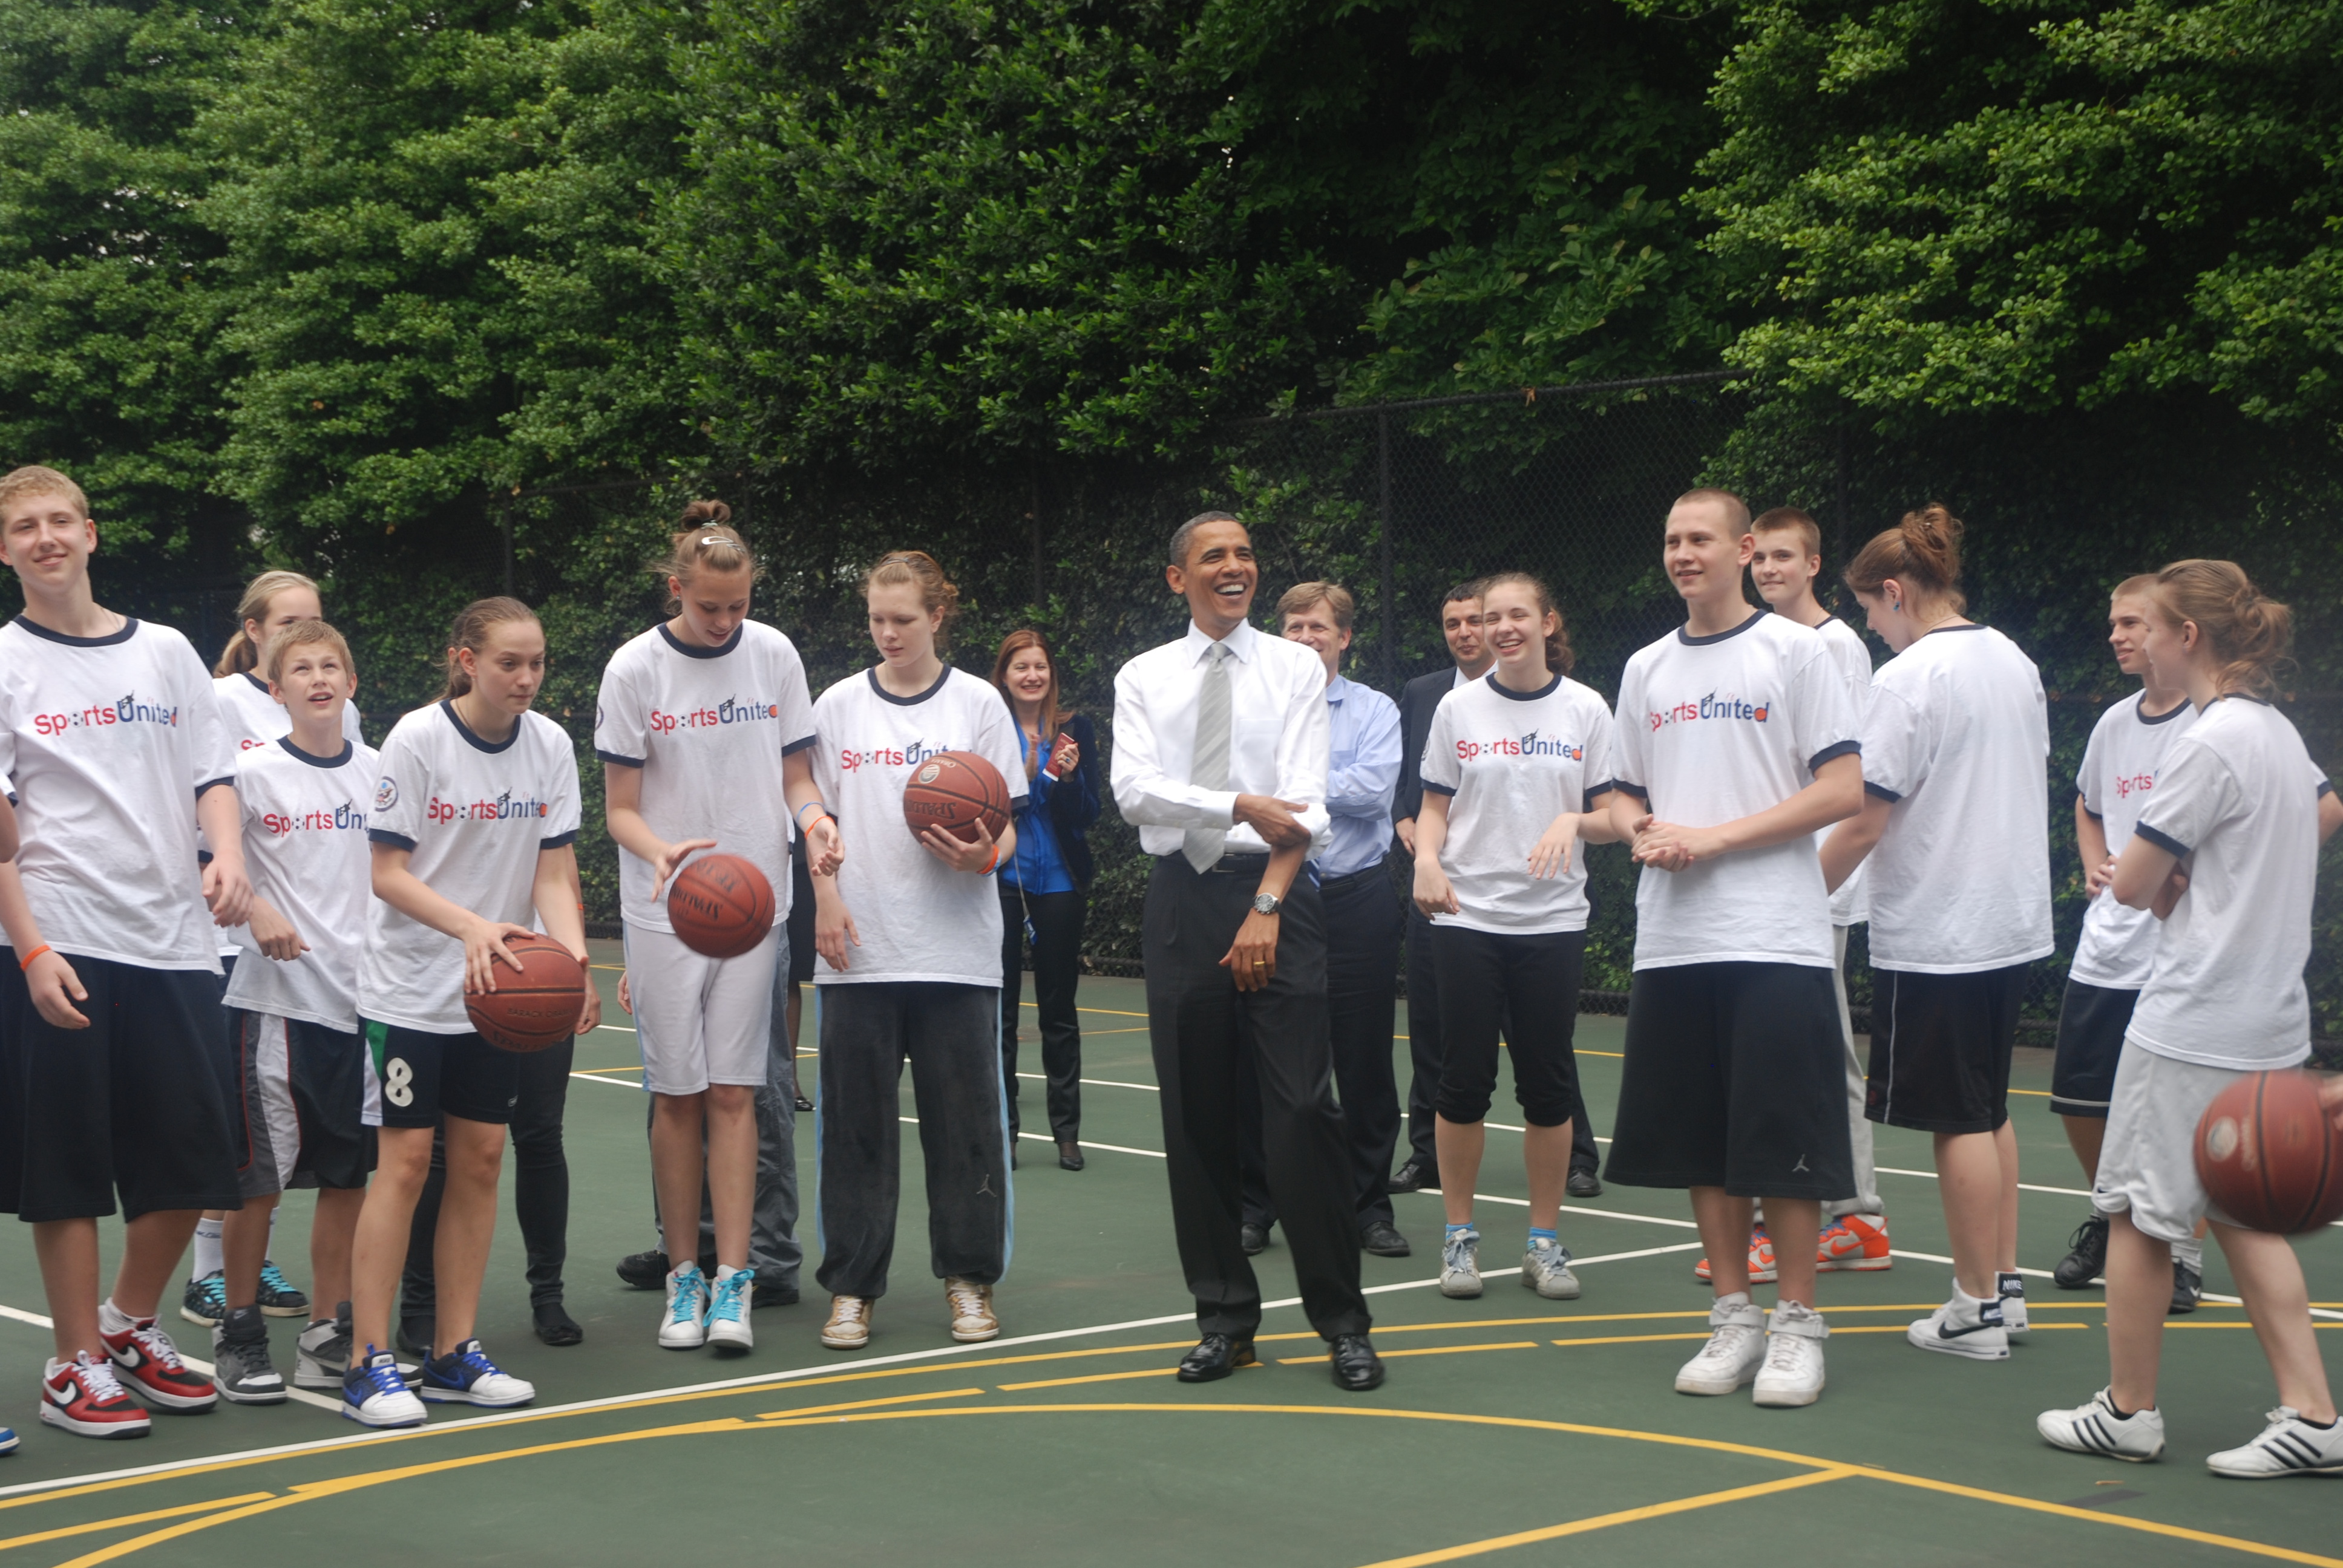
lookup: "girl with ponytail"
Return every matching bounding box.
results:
[2037,559,2343,1474]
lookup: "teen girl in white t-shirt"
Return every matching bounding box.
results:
[1821,506,2051,1364]
[807,550,1024,1353]
[1411,574,1619,1304]
[597,506,833,1354]
[2039,559,2343,1477]
[342,598,596,1428]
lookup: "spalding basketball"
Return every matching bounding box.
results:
[465,933,586,1053]
[668,852,775,958]
[902,750,1012,845]
[2194,1070,2343,1234]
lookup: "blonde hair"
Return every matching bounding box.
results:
[1844,503,1967,616]
[0,465,90,521]
[2148,559,2293,701]
[1478,571,1575,674]
[2109,573,2161,604]
[656,500,758,614]
[216,569,324,676]
[862,550,960,646]
[1672,487,1751,534]
[263,618,355,686]
[440,596,541,701]
[1274,580,1356,632]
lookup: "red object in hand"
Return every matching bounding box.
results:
[465,934,586,1053]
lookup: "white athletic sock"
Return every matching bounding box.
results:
[191,1217,224,1279]
[98,1298,137,1334]
[2173,1235,2205,1272]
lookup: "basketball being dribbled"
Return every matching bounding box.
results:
[667,852,775,958]
[465,933,586,1053]
[902,750,1012,844]
[2194,1070,2343,1233]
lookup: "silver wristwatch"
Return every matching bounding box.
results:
[1252,892,1283,916]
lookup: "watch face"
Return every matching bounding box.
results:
[1253,893,1280,915]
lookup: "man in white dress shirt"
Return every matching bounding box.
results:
[1112,513,1382,1391]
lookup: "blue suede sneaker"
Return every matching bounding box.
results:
[419,1340,535,1406]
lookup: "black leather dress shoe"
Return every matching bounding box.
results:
[753,1281,799,1309]
[1058,1140,1086,1172]
[1329,1334,1384,1391]
[1387,1158,1437,1194]
[1239,1222,1270,1255]
[1176,1333,1257,1383]
[1359,1221,1411,1258]
[1566,1168,1604,1199]
[532,1301,583,1346]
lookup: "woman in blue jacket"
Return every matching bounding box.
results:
[991,630,1101,1171]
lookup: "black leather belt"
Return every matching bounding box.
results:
[1317,861,1389,895]
[1158,852,1270,875]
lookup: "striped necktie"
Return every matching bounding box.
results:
[1182,641,1234,873]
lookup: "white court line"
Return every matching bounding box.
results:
[0,1303,341,1413]
[0,1240,1696,1503]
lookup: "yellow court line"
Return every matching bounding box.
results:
[752,1388,983,1420]
[997,1367,1188,1391]
[1354,1469,1857,1567]
[1829,1324,2086,1334]
[1276,1342,1537,1365]
[1550,1333,1709,1348]
[0,1495,275,1553]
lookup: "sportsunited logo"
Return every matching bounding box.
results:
[1454,731,1584,763]
[2111,771,2155,800]
[30,693,181,736]
[839,738,946,774]
[425,790,552,825]
[1648,691,1769,732]
[647,696,784,734]
[261,802,369,837]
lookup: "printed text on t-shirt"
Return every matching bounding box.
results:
[648,697,784,734]
[838,739,947,773]
[31,694,181,735]
[425,791,552,825]
[1454,731,1585,762]
[1647,691,1769,731]
[261,803,369,837]
[2111,771,2154,800]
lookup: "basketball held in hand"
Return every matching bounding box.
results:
[2194,1069,2343,1234]
[465,933,586,1053]
[668,852,775,958]
[902,751,1012,845]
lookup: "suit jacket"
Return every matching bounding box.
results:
[1394,668,1464,826]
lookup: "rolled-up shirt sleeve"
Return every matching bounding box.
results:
[1271,658,1334,848]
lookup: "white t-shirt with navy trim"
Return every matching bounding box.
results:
[358,702,583,1033]
[1611,610,1860,970]
[809,665,1026,988]
[1814,616,1875,927]
[2125,697,2327,1070]
[0,616,237,971]
[1858,624,2052,975]
[594,621,816,933]
[223,737,379,1030]
[2069,690,2197,989]
[1418,671,1618,935]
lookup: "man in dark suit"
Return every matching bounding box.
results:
[1390,581,1604,1198]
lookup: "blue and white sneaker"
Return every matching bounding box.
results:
[419,1340,534,1406]
[706,1268,753,1351]
[660,1263,710,1350]
[341,1348,427,1428]
[0,1423,17,1453]
[1439,1227,1482,1299]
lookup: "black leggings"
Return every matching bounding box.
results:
[1432,926,1586,1127]
[998,885,1084,1141]
[401,1036,572,1319]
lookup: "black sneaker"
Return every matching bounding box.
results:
[180,1270,227,1328]
[211,1305,287,1405]
[255,1261,310,1318]
[2053,1213,2108,1289]
[2169,1256,2203,1315]
[395,1316,434,1360]
[753,1281,800,1309]
[615,1249,669,1290]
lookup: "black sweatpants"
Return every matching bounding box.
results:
[401,1036,572,1321]
[1240,865,1402,1232]
[998,884,1084,1142]
[1403,908,1599,1174]
[814,981,1008,1301]
[1432,926,1585,1126]
[1144,857,1368,1341]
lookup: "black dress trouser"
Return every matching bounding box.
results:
[1144,857,1369,1341]
[401,1036,572,1325]
[998,884,1085,1142]
[1240,865,1402,1231]
[1402,907,1601,1173]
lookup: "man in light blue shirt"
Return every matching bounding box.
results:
[1237,581,1412,1259]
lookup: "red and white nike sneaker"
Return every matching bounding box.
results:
[41,1353,152,1439]
[100,1313,218,1411]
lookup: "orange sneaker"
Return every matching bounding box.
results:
[1693,1224,1777,1284]
[1817,1214,1893,1272]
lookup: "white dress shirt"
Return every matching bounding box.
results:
[1316,675,1400,878]
[1113,619,1331,858]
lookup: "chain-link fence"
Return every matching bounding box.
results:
[139,374,2343,1046]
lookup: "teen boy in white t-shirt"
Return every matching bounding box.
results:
[1604,489,1863,1410]
[0,465,249,1440]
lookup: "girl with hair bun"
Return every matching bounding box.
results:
[2037,560,2343,1475]
[1823,504,2052,1365]
[594,500,831,1355]
[805,549,1026,1352]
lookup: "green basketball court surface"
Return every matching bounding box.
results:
[2,944,2337,1567]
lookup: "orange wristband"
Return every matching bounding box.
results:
[18,944,50,971]
[979,846,1001,875]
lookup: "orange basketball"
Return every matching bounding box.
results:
[465,933,586,1053]
[902,750,1013,845]
[667,852,776,958]
[2195,1070,2343,1234]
